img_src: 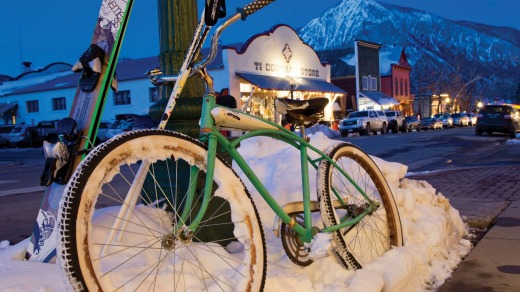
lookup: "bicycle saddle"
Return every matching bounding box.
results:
[275,97,329,127]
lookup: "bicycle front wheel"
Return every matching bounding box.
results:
[317,143,403,270]
[58,129,266,291]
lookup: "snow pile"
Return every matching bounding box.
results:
[0,132,470,291]
[304,124,341,139]
[235,132,470,291]
[506,133,520,143]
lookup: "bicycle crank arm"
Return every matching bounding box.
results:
[273,198,350,237]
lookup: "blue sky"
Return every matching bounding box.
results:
[1,0,518,78]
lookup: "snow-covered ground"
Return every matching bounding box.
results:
[0,130,487,291]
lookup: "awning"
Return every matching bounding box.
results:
[359,91,399,106]
[0,102,17,118]
[236,72,346,94]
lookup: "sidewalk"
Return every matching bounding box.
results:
[408,166,520,291]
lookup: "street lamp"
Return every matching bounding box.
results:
[477,101,483,109]
[288,76,298,100]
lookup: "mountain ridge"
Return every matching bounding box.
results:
[299,0,520,101]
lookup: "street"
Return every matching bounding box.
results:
[339,126,518,172]
[0,126,518,244]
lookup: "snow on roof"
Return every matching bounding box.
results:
[0,45,231,97]
[0,71,74,97]
[379,46,406,76]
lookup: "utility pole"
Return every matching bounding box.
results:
[157,0,204,99]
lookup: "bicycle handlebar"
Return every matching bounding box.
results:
[237,0,277,20]
[195,0,277,79]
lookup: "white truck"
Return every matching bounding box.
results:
[339,110,389,136]
[384,110,407,133]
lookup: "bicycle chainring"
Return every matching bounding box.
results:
[280,213,314,267]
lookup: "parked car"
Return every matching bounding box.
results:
[0,125,15,147]
[451,113,469,127]
[420,117,443,130]
[36,120,60,141]
[384,110,406,133]
[467,113,477,126]
[475,105,519,138]
[404,116,421,132]
[433,113,453,128]
[105,121,133,140]
[8,125,40,147]
[131,115,155,130]
[339,110,388,136]
[96,121,112,142]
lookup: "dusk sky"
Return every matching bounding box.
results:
[0,0,518,78]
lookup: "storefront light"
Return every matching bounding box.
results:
[240,83,252,93]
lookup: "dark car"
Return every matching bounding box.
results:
[404,116,421,132]
[0,125,15,147]
[475,105,519,138]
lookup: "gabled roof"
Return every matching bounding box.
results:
[316,47,356,77]
[380,47,410,76]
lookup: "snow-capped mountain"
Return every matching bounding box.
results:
[299,0,520,100]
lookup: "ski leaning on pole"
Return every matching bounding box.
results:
[25,0,134,262]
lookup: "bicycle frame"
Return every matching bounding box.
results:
[175,94,379,244]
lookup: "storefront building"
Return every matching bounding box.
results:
[214,25,346,124]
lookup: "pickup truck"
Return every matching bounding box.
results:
[36,120,60,142]
[384,110,406,133]
[339,110,388,136]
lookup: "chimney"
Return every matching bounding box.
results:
[22,61,32,72]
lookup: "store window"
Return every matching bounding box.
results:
[52,97,66,111]
[149,87,160,103]
[114,90,131,105]
[362,76,369,90]
[370,77,377,91]
[27,100,39,113]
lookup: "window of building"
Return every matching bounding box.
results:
[362,76,369,90]
[400,79,404,96]
[52,97,66,111]
[149,87,160,103]
[404,81,409,96]
[27,100,39,113]
[370,77,377,91]
[395,78,399,96]
[114,90,131,105]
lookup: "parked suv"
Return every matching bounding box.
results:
[36,120,60,142]
[476,105,519,138]
[339,110,388,136]
[433,113,453,128]
[384,110,406,133]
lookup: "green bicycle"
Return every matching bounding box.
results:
[57,1,403,291]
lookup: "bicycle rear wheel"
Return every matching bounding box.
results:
[58,129,266,291]
[317,143,403,270]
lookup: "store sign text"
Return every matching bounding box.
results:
[253,61,320,77]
